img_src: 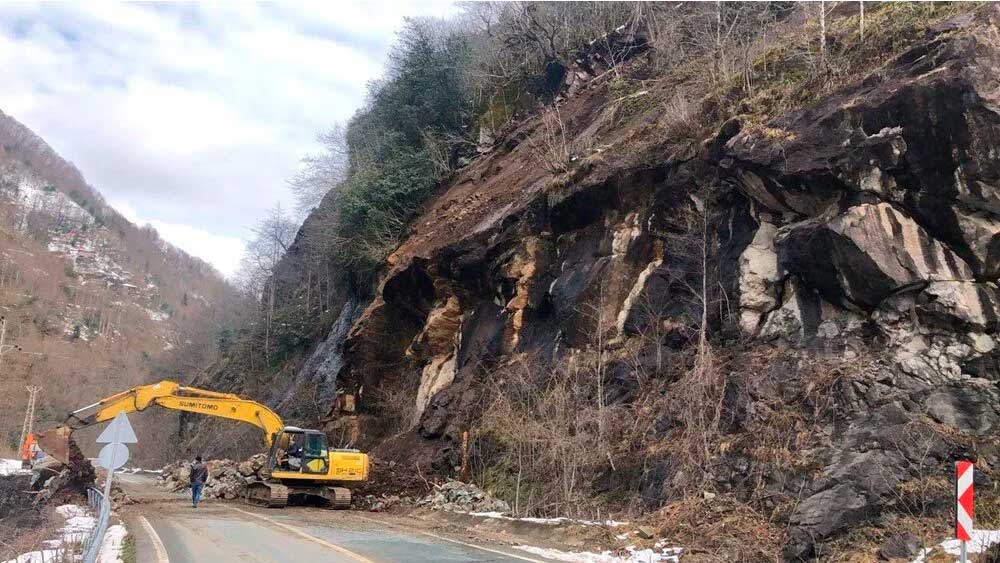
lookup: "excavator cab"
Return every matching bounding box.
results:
[256,426,368,508]
[267,427,330,476]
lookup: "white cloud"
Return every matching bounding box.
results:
[147,220,246,279]
[0,1,459,277]
[113,198,245,278]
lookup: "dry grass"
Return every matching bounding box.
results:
[0,503,78,562]
[475,351,651,518]
[665,344,727,491]
[369,375,420,438]
[526,107,574,175]
[0,443,18,459]
[715,1,977,126]
[651,496,786,562]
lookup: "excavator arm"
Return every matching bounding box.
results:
[35,380,285,464]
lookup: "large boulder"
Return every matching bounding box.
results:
[920,281,1000,331]
[780,203,974,310]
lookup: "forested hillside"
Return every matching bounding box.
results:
[0,109,248,465]
[196,2,1000,560]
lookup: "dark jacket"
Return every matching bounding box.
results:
[190,461,208,485]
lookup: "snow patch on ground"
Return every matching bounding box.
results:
[122,467,162,474]
[1,504,127,563]
[55,504,97,545]
[517,543,682,563]
[0,458,29,476]
[98,525,127,563]
[469,511,627,527]
[146,308,169,322]
[3,550,64,563]
[912,530,1000,562]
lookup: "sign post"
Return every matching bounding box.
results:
[956,460,974,563]
[83,411,137,563]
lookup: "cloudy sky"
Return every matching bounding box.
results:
[0,1,457,277]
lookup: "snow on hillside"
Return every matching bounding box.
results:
[0,165,181,351]
[16,182,93,229]
[3,170,159,299]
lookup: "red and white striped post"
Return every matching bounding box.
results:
[956,461,974,563]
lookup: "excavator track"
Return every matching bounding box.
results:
[244,481,288,508]
[328,487,351,510]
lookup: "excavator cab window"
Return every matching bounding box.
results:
[268,429,329,475]
[300,432,329,475]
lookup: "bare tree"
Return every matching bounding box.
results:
[527,106,572,174]
[653,187,729,481]
[816,1,836,74]
[288,124,348,218]
[820,1,827,70]
[237,203,298,362]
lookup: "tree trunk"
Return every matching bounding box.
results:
[819,1,827,72]
[699,208,709,363]
[859,1,865,41]
[714,1,723,85]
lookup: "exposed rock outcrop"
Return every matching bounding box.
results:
[781,202,974,310]
[293,7,1000,559]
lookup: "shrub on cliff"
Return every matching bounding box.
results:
[335,149,436,272]
[326,19,471,275]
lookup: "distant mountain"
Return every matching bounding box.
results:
[0,109,247,464]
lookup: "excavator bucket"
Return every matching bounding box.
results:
[34,425,73,465]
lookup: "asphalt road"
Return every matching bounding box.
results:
[118,472,557,563]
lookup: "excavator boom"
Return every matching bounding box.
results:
[35,380,284,464]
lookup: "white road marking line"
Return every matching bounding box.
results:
[139,516,170,563]
[349,513,550,563]
[226,506,376,563]
[352,514,549,563]
[414,530,552,563]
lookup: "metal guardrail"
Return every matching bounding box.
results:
[81,486,110,563]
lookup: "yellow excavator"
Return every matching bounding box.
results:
[34,380,369,509]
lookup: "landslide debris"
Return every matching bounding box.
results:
[416,480,511,514]
[0,474,35,519]
[1,437,97,557]
[158,454,268,500]
[30,436,96,504]
[65,437,96,490]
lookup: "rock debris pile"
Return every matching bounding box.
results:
[416,480,510,514]
[158,454,268,500]
[357,493,412,512]
[29,438,96,504]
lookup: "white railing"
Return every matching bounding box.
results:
[81,486,110,563]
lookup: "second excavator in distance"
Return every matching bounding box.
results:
[33,380,369,508]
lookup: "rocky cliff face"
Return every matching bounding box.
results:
[294,8,1000,558]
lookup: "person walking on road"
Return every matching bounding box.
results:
[190,455,208,508]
